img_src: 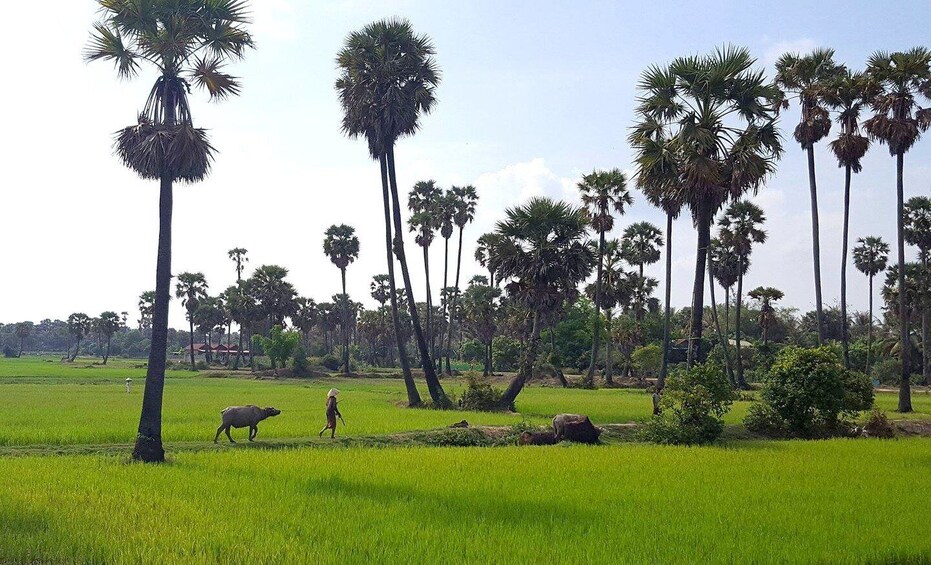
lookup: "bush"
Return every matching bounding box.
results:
[2,346,16,358]
[320,354,341,372]
[460,339,486,370]
[492,337,521,372]
[745,346,873,438]
[639,362,734,445]
[457,375,503,411]
[862,409,896,439]
[631,344,662,379]
[292,346,309,377]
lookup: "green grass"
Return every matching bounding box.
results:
[0,355,195,381]
[1,439,930,563]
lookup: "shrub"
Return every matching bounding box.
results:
[460,339,486,370]
[862,409,896,439]
[457,375,503,411]
[745,346,874,438]
[492,337,521,372]
[631,344,662,379]
[2,346,16,358]
[640,362,734,445]
[320,354,341,372]
[292,346,309,377]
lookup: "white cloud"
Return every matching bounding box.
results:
[762,38,818,66]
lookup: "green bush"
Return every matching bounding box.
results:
[745,346,873,438]
[460,339,486,370]
[292,346,309,377]
[320,354,340,372]
[640,362,734,445]
[457,375,503,411]
[631,344,662,379]
[492,337,521,372]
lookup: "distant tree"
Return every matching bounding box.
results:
[98,311,123,365]
[461,280,502,376]
[863,47,931,412]
[15,322,32,357]
[475,233,504,287]
[853,236,890,377]
[904,196,931,385]
[249,265,297,328]
[67,313,92,362]
[137,291,156,334]
[324,224,360,375]
[175,272,208,370]
[254,325,299,375]
[748,287,785,346]
[292,297,318,349]
[193,297,225,364]
[86,0,253,463]
[408,180,443,366]
[444,185,478,374]
[620,221,662,322]
[584,239,631,385]
[228,248,249,282]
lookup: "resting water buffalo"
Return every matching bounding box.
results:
[552,413,601,444]
[214,405,281,444]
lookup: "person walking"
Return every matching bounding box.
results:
[318,388,343,438]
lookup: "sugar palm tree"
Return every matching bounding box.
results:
[578,169,631,387]
[863,47,931,412]
[475,233,503,287]
[747,287,784,346]
[175,272,208,370]
[67,313,92,362]
[323,224,360,375]
[620,221,662,322]
[824,70,874,367]
[137,291,156,334]
[86,0,253,462]
[443,185,478,374]
[775,48,844,345]
[904,196,931,384]
[249,265,297,328]
[718,201,767,388]
[489,197,595,408]
[584,239,629,385]
[708,236,739,386]
[853,236,890,378]
[632,47,782,368]
[408,180,442,365]
[98,311,123,365]
[336,19,446,406]
[228,248,249,282]
[15,322,32,358]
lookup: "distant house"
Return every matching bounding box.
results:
[181,344,249,356]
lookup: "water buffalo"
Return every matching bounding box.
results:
[214,405,281,444]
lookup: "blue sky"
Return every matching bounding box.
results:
[1,0,929,329]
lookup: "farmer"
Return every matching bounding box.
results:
[318,388,344,438]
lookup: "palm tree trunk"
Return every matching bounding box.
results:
[70,338,81,362]
[605,310,614,386]
[483,342,492,376]
[498,308,541,409]
[923,253,930,386]
[841,164,851,368]
[380,154,421,407]
[132,168,172,463]
[637,263,645,322]
[18,337,24,358]
[234,323,244,369]
[585,229,607,387]
[442,235,450,373]
[341,267,350,375]
[807,145,825,345]
[104,337,111,365]
[422,244,435,369]
[896,152,912,413]
[658,212,673,391]
[725,287,730,338]
[736,269,746,389]
[188,318,196,370]
[445,226,465,376]
[867,275,873,378]
[387,147,448,407]
[708,249,735,387]
[687,207,711,368]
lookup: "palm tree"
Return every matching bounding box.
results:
[584,240,629,385]
[15,322,32,358]
[292,297,318,349]
[444,185,478,374]
[461,280,501,377]
[488,197,595,408]
[824,70,873,367]
[863,47,931,412]
[336,19,447,407]
[747,287,784,346]
[718,201,767,388]
[175,272,208,370]
[620,221,662,322]
[86,0,253,462]
[249,265,297,328]
[578,169,632,387]
[227,248,249,367]
[904,196,931,385]
[323,224,360,375]
[408,180,442,365]
[475,233,504,287]
[98,311,123,365]
[632,47,782,368]
[137,291,156,334]
[67,313,91,362]
[775,48,845,345]
[853,236,890,378]
[710,237,742,338]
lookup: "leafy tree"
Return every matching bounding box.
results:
[825,70,874,367]
[67,313,91,362]
[853,236,889,377]
[578,169,631,387]
[489,197,595,407]
[904,196,931,385]
[335,18,445,407]
[748,287,785,346]
[86,0,253,463]
[98,311,123,365]
[632,46,782,369]
[461,280,502,376]
[863,47,931,412]
[175,272,208,370]
[324,224,360,375]
[253,325,299,375]
[15,322,32,357]
[718,201,767,388]
[775,48,844,345]
[640,362,735,445]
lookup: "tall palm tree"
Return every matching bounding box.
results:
[775,49,844,345]
[584,239,629,385]
[620,221,662,322]
[443,185,478,374]
[708,236,739,386]
[578,169,631,387]
[904,196,931,385]
[336,19,447,407]
[137,290,156,334]
[408,180,442,365]
[718,201,767,389]
[853,236,890,378]
[863,47,931,413]
[67,313,92,362]
[632,47,782,368]
[747,287,784,346]
[15,322,32,358]
[323,224,360,375]
[175,272,208,370]
[98,311,123,365]
[475,233,503,287]
[227,247,249,367]
[249,265,297,328]
[86,0,253,462]
[824,70,873,367]
[489,197,595,408]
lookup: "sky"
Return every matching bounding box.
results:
[1,0,930,330]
